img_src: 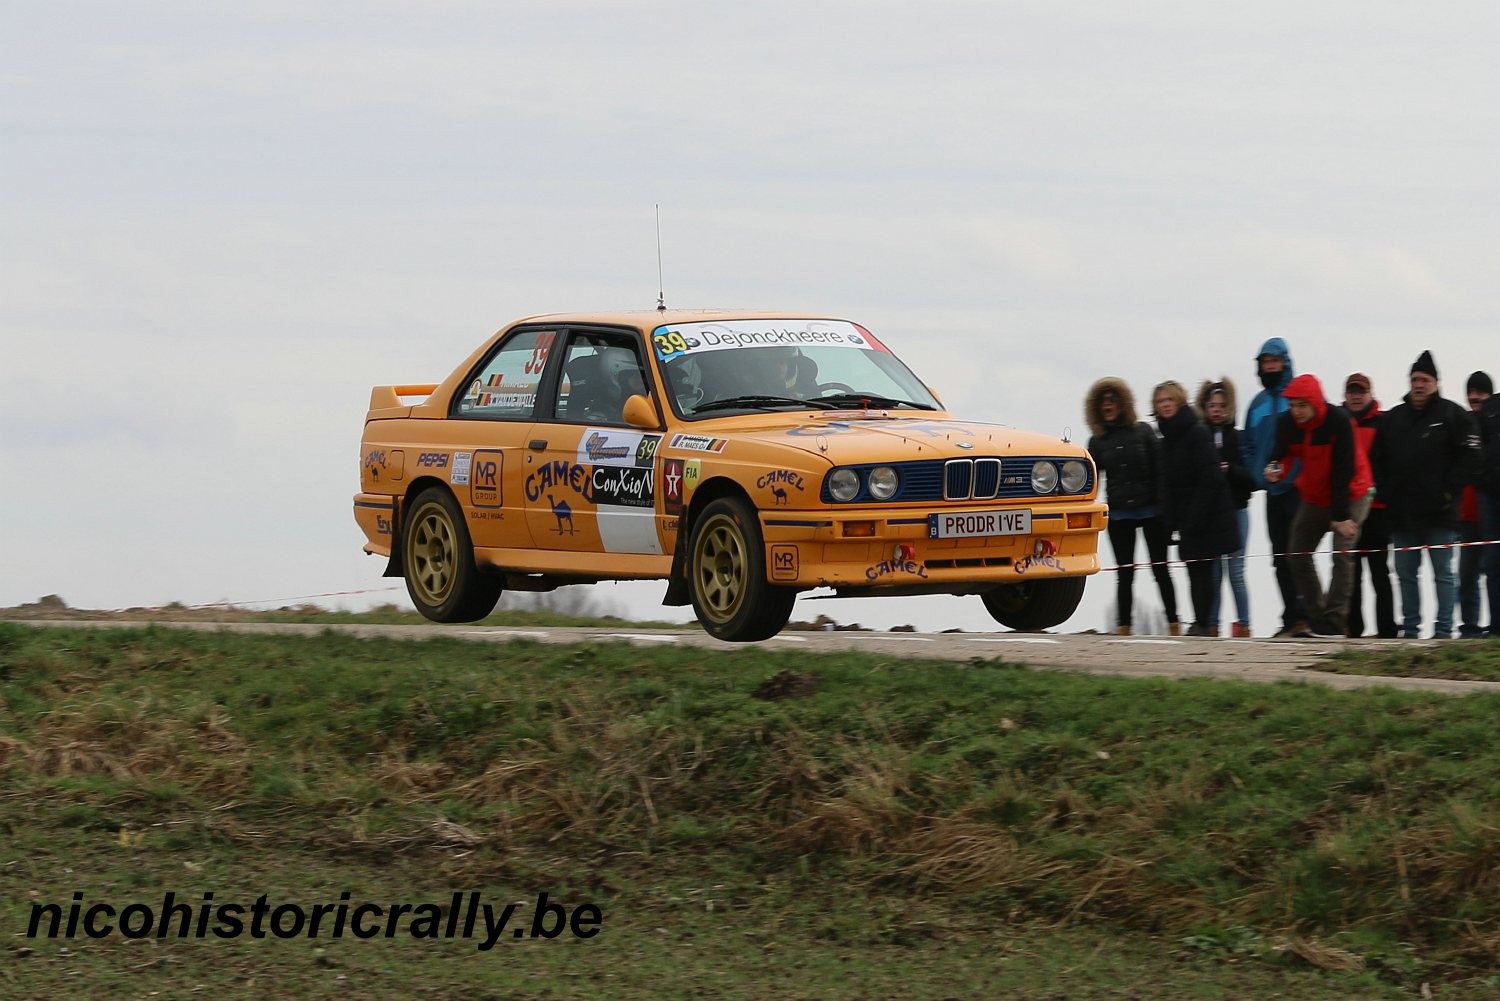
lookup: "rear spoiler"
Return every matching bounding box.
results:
[367,384,438,420]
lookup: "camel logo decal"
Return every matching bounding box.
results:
[548,494,575,535]
[770,485,788,506]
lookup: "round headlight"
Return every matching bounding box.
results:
[828,468,861,502]
[1060,459,1089,493]
[1031,460,1058,494]
[868,466,899,500]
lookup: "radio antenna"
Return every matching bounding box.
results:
[655,204,666,311]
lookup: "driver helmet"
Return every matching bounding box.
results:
[764,346,799,392]
[669,354,703,405]
[597,346,644,400]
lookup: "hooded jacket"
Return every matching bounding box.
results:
[1084,378,1162,514]
[1243,338,1298,495]
[1269,374,1371,519]
[1195,376,1254,509]
[1157,404,1240,561]
[1368,388,1483,531]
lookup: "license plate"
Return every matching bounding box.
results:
[928,509,1032,539]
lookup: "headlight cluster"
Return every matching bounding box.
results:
[1033,459,1091,495]
[826,465,899,502]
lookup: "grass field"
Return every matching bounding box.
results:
[4,622,1499,998]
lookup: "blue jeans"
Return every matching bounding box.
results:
[1208,508,1250,629]
[1392,527,1459,638]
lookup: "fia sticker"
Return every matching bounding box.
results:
[684,459,702,495]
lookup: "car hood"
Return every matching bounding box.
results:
[698,413,1088,465]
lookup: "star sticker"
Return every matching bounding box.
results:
[665,466,682,498]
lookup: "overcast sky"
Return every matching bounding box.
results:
[3,2,1496,633]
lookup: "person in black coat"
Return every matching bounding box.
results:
[1085,377,1180,635]
[1478,392,1500,637]
[1367,350,1484,638]
[1153,381,1240,636]
[1196,377,1254,637]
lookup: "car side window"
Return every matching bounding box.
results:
[455,329,557,420]
[553,332,649,426]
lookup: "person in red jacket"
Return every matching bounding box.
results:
[1264,373,1374,638]
[1340,374,1398,638]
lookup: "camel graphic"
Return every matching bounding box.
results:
[548,494,575,535]
[771,485,788,506]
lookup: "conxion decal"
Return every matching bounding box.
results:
[591,466,652,508]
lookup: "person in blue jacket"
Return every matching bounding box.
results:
[1243,338,1309,637]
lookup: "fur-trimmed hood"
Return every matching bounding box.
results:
[1194,376,1239,426]
[1084,377,1139,437]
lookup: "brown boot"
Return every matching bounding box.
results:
[1231,622,1251,638]
[1168,621,1183,637]
[1114,625,1132,636]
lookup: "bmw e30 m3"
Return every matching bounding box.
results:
[354,311,1106,641]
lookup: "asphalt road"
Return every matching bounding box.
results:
[14,619,1497,695]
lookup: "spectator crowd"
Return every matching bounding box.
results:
[1085,345,1498,639]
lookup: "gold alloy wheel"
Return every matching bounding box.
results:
[408,502,457,606]
[692,512,747,624]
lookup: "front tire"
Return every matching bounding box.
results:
[687,497,795,641]
[982,577,1085,632]
[403,487,503,622]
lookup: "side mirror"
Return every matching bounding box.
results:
[622,393,658,429]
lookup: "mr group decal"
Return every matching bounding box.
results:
[771,545,799,581]
[470,449,503,508]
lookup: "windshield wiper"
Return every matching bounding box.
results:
[815,393,937,411]
[691,395,838,414]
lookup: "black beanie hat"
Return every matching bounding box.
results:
[1411,350,1438,379]
[1469,371,1494,395]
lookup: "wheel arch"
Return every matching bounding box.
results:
[382,475,455,578]
[663,475,757,606]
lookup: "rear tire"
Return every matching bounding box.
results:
[687,497,795,641]
[403,487,503,622]
[982,577,1085,632]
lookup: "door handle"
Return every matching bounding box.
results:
[528,439,548,451]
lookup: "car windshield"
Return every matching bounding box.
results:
[654,320,941,417]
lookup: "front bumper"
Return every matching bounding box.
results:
[758,501,1107,589]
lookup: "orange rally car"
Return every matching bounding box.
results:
[354,311,1106,641]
